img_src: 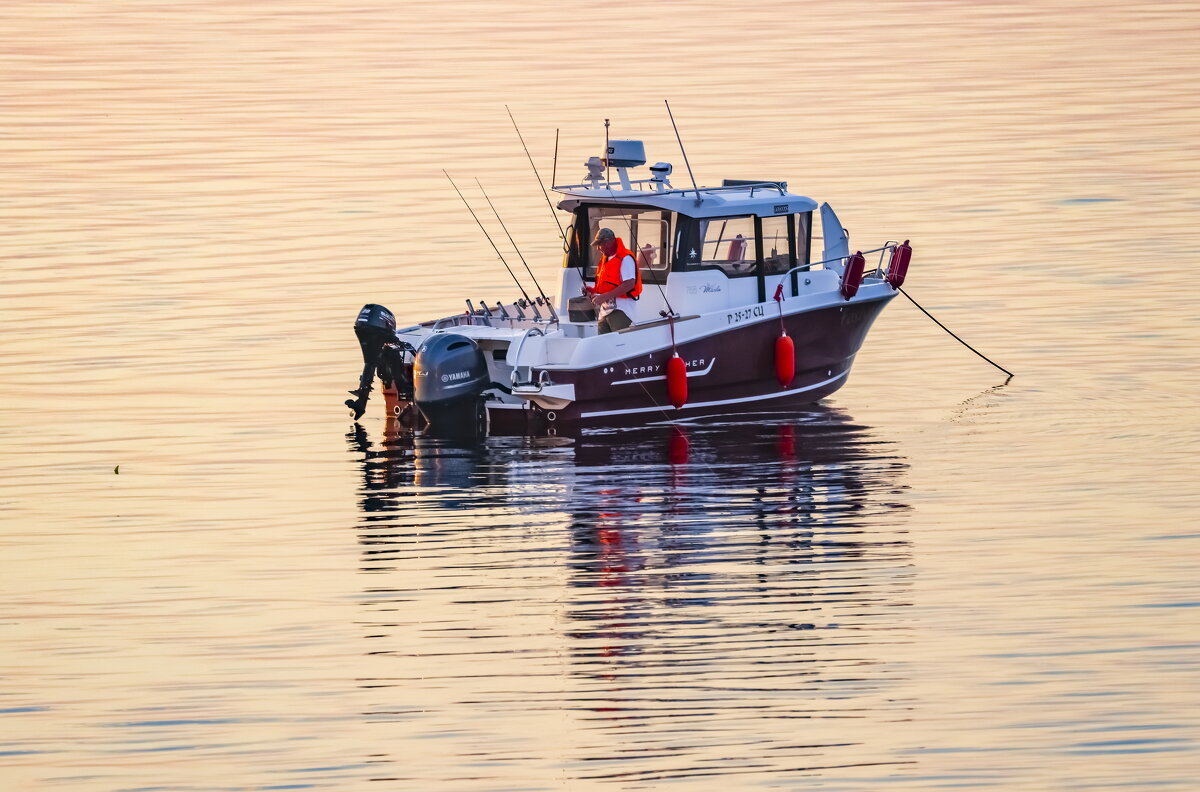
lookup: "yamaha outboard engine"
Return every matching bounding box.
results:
[413,333,491,437]
[346,304,397,420]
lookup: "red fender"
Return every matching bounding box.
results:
[886,240,912,289]
[775,333,795,386]
[841,251,865,300]
[666,354,688,409]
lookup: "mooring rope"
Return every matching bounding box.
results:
[898,287,1013,379]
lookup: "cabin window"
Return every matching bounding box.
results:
[629,211,670,283]
[584,206,671,282]
[699,215,757,278]
[760,214,792,275]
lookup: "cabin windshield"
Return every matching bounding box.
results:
[584,206,672,284]
[677,211,811,276]
[698,215,756,277]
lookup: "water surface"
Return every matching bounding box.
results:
[2,1,1198,789]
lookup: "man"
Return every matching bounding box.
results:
[589,227,642,334]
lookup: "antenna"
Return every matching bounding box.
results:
[443,170,533,305]
[551,128,560,190]
[505,106,565,240]
[664,100,702,205]
[475,178,555,320]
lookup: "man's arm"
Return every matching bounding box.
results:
[593,278,636,303]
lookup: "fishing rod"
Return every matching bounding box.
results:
[475,178,554,312]
[443,170,533,305]
[505,105,565,239]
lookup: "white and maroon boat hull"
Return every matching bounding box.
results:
[485,293,893,435]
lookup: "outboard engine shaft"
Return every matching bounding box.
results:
[413,333,491,437]
[346,303,397,420]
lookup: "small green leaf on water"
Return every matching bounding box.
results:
[114,465,119,474]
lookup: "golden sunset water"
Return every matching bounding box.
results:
[2,1,1198,789]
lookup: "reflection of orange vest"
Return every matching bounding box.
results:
[595,240,643,299]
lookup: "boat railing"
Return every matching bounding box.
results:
[871,241,901,278]
[432,314,488,329]
[770,242,899,299]
[552,180,788,198]
[430,304,559,331]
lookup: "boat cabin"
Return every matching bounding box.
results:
[555,140,821,326]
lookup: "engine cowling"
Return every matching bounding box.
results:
[413,334,491,436]
[347,303,399,420]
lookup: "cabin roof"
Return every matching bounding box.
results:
[554,181,819,219]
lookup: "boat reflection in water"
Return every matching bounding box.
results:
[346,408,914,787]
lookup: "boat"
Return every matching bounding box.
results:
[345,138,912,437]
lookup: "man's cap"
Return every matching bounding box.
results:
[592,227,616,245]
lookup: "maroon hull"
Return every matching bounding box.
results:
[488,295,893,435]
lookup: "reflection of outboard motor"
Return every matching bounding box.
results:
[347,303,398,421]
[413,334,491,437]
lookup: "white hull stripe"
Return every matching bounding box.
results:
[610,356,717,386]
[579,369,848,418]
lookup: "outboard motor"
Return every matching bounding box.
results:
[346,304,397,420]
[413,333,491,437]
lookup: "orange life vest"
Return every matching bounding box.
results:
[595,239,643,299]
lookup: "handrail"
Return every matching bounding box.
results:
[553,178,664,192]
[873,241,899,278]
[431,313,490,329]
[429,305,558,332]
[769,242,898,301]
[508,327,545,386]
[552,180,788,199]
